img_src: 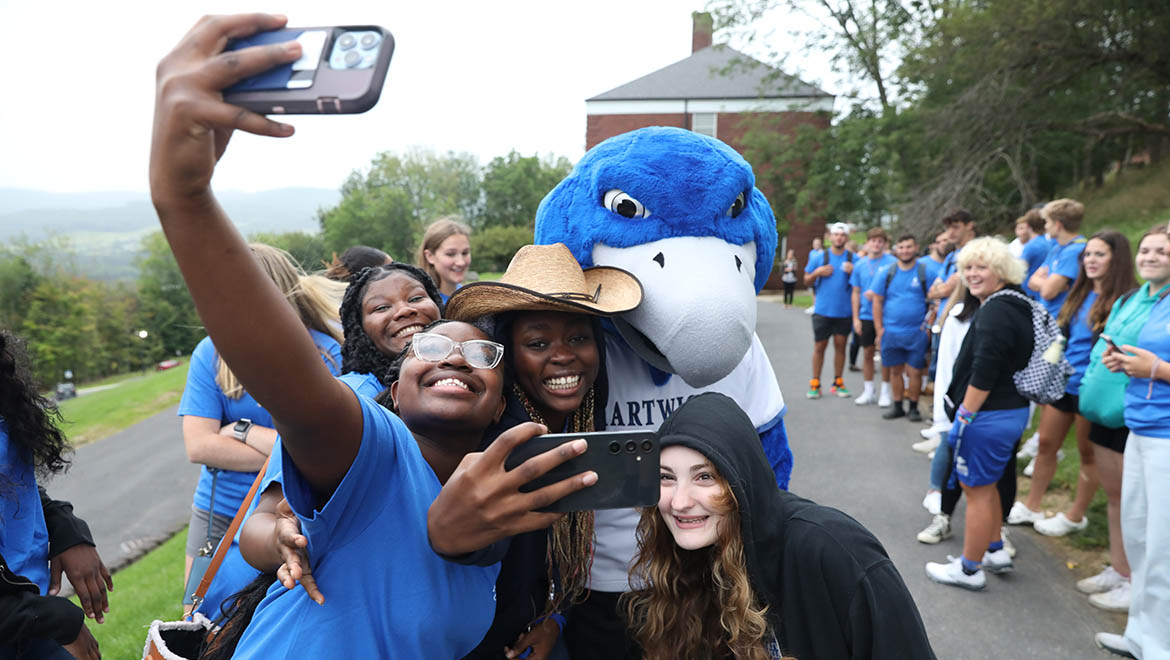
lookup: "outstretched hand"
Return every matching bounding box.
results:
[49,545,113,624]
[272,498,324,604]
[150,13,300,207]
[428,422,597,557]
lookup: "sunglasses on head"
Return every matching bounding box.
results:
[411,332,504,370]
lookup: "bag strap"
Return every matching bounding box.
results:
[188,457,272,617]
[203,469,219,546]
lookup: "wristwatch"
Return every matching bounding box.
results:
[232,418,254,443]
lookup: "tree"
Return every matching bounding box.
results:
[480,152,573,229]
[249,230,330,273]
[0,255,39,330]
[135,231,204,359]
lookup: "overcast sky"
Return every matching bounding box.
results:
[0,1,836,194]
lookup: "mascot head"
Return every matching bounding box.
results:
[535,127,778,387]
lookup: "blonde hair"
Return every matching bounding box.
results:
[215,244,344,399]
[1042,198,1085,232]
[955,236,1025,286]
[623,471,777,660]
[416,216,471,287]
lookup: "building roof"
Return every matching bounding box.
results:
[588,46,831,102]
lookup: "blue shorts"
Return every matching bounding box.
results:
[880,329,928,368]
[948,407,1029,487]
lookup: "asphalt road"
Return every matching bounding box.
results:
[757,299,1117,659]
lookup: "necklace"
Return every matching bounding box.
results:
[513,384,595,433]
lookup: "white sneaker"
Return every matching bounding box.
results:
[1017,432,1039,459]
[922,490,942,515]
[926,556,986,591]
[878,391,892,407]
[982,548,1014,574]
[1006,501,1045,525]
[1089,580,1132,613]
[854,390,877,405]
[917,514,952,544]
[1095,632,1136,658]
[1001,527,1016,558]
[920,426,940,440]
[804,306,816,315]
[912,436,941,454]
[1078,566,1125,594]
[1033,512,1089,536]
[927,449,935,460]
[1022,449,1065,476]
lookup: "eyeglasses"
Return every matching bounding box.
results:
[411,332,504,369]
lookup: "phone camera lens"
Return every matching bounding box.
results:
[641,440,654,452]
[344,50,362,68]
[360,33,379,50]
[625,440,637,453]
[608,441,621,455]
[338,34,357,50]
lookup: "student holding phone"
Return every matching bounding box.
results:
[151,15,594,658]
[623,393,935,660]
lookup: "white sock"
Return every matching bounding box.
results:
[880,381,892,398]
[863,381,875,396]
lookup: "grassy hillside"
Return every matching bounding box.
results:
[1079,159,1170,243]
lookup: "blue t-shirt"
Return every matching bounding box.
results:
[1064,291,1098,395]
[933,250,958,288]
[338,371,386,399]
[918,255,944,288]
[1020,235,1052,300]
[195,445,285,619]
[1038,236,1086,317]
[178,330,342,518]
[850,253,895,321]
[0,420,49,594]
[231,386,499,659]
[805,249,853,318]
[1124,295,1170,438]
[870,263,930,333]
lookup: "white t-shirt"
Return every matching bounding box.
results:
[930,302,972,433]
[589,332,786,591]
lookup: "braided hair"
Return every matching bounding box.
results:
[0,330,71,481]
[339,263,443,388]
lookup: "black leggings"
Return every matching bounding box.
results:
[941,439,1019,521]
[783,281,796,304]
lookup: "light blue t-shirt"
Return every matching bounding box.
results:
[0,419,49,594]
[1020,235,1052,301]
[1064,291,1098,395]
[231,386,499,658]
[850,253,895,321]
[338,371,387,399]
[870,262,930,333]
[918,255,944,289]
[1038,236,1086,318]
[178,330,342,518]
[933,250,958,288]
[1124,295,1170,438]
[805,249,854,318]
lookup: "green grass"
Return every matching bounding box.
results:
[72,528,187,658]
[56,362,190,446]
[1080,158,1170,244]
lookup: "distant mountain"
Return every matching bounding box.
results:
[0,187,341,280]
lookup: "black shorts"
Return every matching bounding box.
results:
[1048,392,1079,414]
[859,319,876,347]
[813,314,851,342]
[1088,422,1129,453]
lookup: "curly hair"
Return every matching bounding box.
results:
[956,236,1026,285]
[1057,231,1136,332]
[0,330,71,481]
[339,263,444,388]
[623,472,777,660]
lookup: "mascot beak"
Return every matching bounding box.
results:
[594,236,758,388]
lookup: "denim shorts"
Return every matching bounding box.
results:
[949,407,1030,487]
[881,328,929,369]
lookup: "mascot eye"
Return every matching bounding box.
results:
[727,192,747,218]
[603,190,651,219]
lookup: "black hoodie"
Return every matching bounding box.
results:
[655,393,937,660]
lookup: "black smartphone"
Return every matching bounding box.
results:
[223,26,394,114]
[504,431,660,513]
[1101,334,1120,352]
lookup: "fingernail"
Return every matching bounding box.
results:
[572,439,587,453]
[285,41,301,54]
[583,471,598,486]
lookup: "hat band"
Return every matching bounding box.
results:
[549,283,602,304]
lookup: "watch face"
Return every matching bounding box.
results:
[234,421,249,432]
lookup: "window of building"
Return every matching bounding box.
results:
[691,113,717,137]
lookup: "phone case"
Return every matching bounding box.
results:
[503,431,660,513]
[223,26,394,115]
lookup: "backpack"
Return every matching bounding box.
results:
[822,249,854,267]
[987,287,1074,404]
[885,261,929,298]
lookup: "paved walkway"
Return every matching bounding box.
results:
[757,300,1116,659]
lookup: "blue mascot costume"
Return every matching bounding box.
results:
[534,126,791,658]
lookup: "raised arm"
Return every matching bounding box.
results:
[150,14,361,496]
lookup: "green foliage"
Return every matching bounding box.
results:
[135,231,204,360]
[480,151,573,229]
[249,230,330,273]
[0,255,39,329]
[473,224,537,272]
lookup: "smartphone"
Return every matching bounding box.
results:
[223,26,394,114]
[504,431,660,513]
[1101,334,1120,352]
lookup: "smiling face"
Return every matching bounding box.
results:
[510,311,600,429]
[1137,232,1170,286]
[361,272,442,356]
[425,234,471,289]
[963,259,1004,300]
[895,238,918,264]
[1082,237,1113,282]
[391,322,505,435]
[658,445,729,551]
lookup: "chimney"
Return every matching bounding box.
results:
[692,12,713,53]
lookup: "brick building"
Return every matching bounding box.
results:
[585,12,834,288]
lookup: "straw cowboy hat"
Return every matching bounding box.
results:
[445,243,643,321]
